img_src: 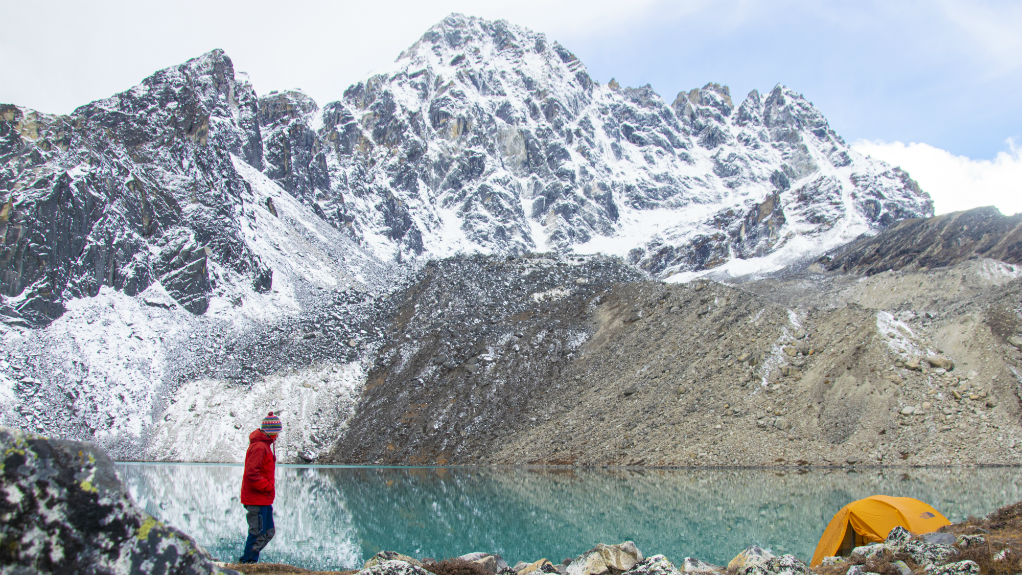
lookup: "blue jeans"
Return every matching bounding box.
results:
[240,505,275,563]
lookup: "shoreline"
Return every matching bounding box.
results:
[220,502,1022,576]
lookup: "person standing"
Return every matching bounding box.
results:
[239,411,282,564]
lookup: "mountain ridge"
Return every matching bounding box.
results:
[2,16,935,326]
[5,15,1014,466]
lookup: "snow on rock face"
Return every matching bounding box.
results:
[0,286,190,451]
[148,360,366,463]
[0,50,271,326]
[1,13,934,324]
[279,13,933,276]
[0,148,389,460]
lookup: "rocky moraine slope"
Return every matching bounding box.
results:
[328,208,1021,467]
[0,14,1017,465]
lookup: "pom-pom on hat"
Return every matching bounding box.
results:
[261,411,282,436]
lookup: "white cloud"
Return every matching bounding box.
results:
[853,139,1023,216]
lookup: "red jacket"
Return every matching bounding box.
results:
[240,429,276,505]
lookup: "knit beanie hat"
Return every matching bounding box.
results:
[261,411,282,436]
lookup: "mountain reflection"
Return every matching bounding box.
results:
[116,464,1021,571]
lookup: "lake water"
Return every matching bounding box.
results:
[115,464,1021,571]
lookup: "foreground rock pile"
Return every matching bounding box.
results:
[344,520,1019,575]
[355,543,751,575]
[817,527,977,575]
[0,427,225,574]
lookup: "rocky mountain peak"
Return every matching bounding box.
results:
[257,15,931,275]
[733,89,764,127]
[2,15,936,329]
[0,47,274,325]
[74,48,264,169]
[762,84,835,142]
[258,90,319,128]
[398,13,569,68]
[389,13,596,111]
[687,82,734,115]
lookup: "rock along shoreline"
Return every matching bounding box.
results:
[2,427,1019,575]
[222,503,1023,576]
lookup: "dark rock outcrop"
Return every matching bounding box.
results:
[0,50,271,326]
[819,206,1022,274]
[258,90,332,210]
[0,427,225,574]
[326,253,647,464]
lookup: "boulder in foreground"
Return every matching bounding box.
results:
[0,426,226,574]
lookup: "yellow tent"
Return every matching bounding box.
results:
[811,495,951,566]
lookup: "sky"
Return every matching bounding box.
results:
[0,0,1020,215]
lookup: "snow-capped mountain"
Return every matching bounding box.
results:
[2,14,931,328]
[0,14,938,460]
[280,14,931,278]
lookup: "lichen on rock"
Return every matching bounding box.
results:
[0,427,225,574]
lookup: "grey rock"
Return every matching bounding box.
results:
[623,555,679,574]
[890,560,912,575]
[955,534,985,547]
[517,558,559,574]
[359,560,432,575]
[926,356,955,371]
[1008,335,1022,350]
[0,427,223,574]
[679,557,723,574]
[851,543,887,560]
[726,546,808,574]
[821,207,1021,274]
[327,254,646,464]
[885,525,913,547]
[901,538,957,566]
[922,532,956,546]
[364,551,424,570]
[458,552,505,574]
[932,560,980,575]
[768,555,809,574]
[566,541,643,574]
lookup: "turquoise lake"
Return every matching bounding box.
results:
[114,464,1021,571]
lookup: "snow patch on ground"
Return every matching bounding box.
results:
[0,361,15,407]
[147,360,366,463]
[1,285,193,446]
[531,287,571,302]
[877,311,931,359]
[759,311,805,388]
[663,226,871,283]
[974,259,1021,283]
[566,330,590,351]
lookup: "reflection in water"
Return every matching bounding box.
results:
[116,464,1021,571]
